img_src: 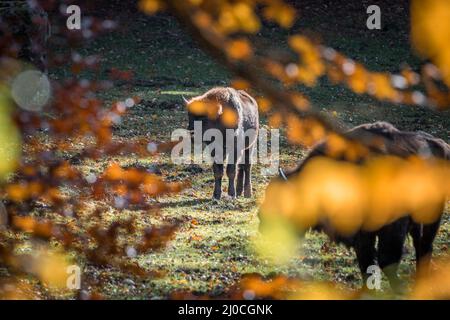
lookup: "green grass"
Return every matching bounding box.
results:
[44,3,450,299]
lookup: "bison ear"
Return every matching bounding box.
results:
[279,168,288,181]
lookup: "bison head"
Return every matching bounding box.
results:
[183,96,208,136]
[257,168,290,233]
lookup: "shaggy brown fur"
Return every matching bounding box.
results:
[186,87,259,199]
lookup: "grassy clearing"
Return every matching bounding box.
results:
[43,2,450,299]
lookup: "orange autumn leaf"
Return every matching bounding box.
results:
[54,162,79,179]
[231,79,250,90]
[369,73,397,100]
[226,39,253,60]
[268,112,283,128]
[411,257,450,299]
[138,0,164,14]
[263,3,296,28]
[347,65,368,94]
[256,97,271,113]
[6,183,30,201]
[290,93,310,111]
[103,163,126,180]
[288,35,312,54]
[231,2,261,33]
[12,216,36,232]
[221,107,238,127]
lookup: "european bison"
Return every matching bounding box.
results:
[185,87,259,199]
[259,121,449,291]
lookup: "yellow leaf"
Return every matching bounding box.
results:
[0,87,21,180]
[411,0,450,86]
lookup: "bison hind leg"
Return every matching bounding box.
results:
[242,149,253,198]
[377,217,409,293]
[410,216,442,274]
[243,163,252,198]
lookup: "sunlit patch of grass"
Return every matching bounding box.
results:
[160,90,200,96]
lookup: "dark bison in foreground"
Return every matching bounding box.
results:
[185,87,259,199]
[259,121,449,291]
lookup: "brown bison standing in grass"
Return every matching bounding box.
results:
[185,87,259,199]
[259,121,449,292]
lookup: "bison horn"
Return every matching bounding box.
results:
[279,168,288,181]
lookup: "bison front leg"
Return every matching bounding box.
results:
[226,164,237,199]
[212,163,224,200]
[236,164,245,197]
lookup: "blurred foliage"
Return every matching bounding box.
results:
[0,0,186,299]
